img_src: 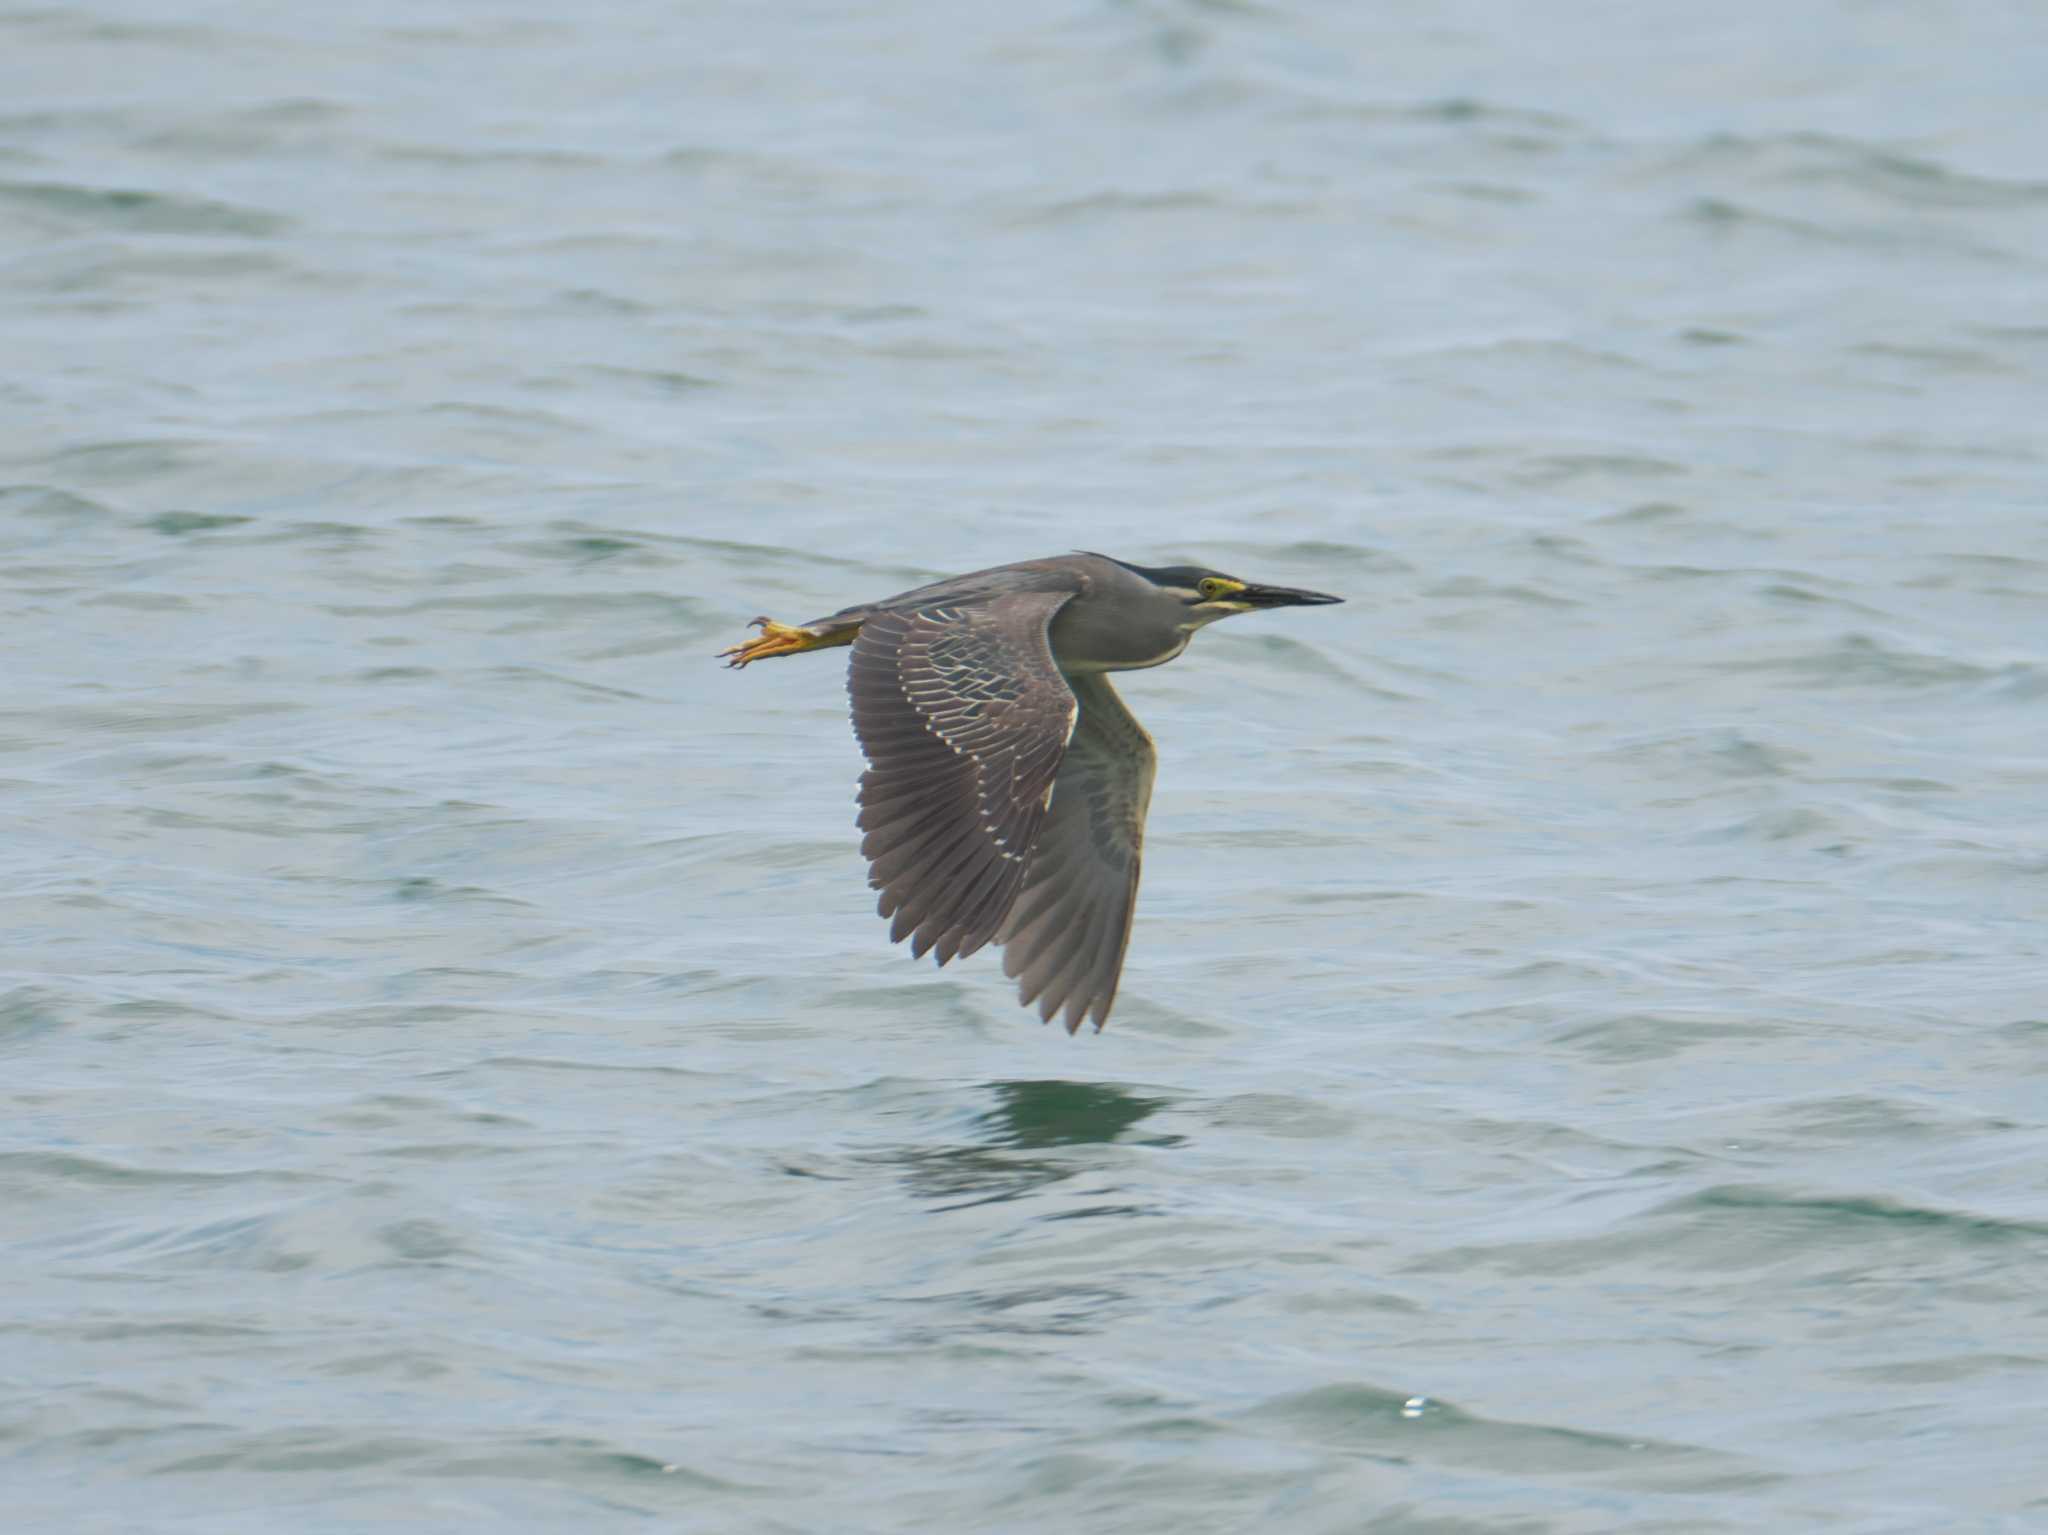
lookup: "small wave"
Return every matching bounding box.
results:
[1711,632,2004,689]
[1010,189,1312,226]
[1681,194,2013,262]
[143,510,251,536]
[0,1151,329,1193]
[1671,132,2048,211]
[0,484,117,520]
[0,178,286,236]
[1289,93,1583,135]
[0,990,65,1044]
[1595,726,1808,780]
[378,144,602,170]
[1679,1184,2048,1246]
[1553,1010,1787,1063]
[1238,1382,1768,1491]
[1850,340,2016,376]
[138,96,348,154]
[147,1427,739,1490]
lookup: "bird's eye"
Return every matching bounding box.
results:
[1197,578,1230,600]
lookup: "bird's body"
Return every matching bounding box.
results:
[720,553,1340,1032]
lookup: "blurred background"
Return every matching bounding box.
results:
[4,1,2044,1529]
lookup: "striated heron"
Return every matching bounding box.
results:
[719,552,1341,1033]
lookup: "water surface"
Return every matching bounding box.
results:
[4,2,2046,1530]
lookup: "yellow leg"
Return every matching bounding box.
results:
[717,616,854,668]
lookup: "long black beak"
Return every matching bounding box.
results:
[1240,581,1343,608]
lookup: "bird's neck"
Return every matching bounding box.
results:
[1063,631,1191,674]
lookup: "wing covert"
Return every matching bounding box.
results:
[848,593,1079,967]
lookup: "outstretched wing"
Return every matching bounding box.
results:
[995,672,1157,1033]
[849,592,1079,967]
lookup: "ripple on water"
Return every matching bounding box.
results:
[0,178,289,236]
[1238,1381,1772,1494]
[1405,1181,2048,1286]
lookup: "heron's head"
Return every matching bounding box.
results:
[1101,558,1344,631]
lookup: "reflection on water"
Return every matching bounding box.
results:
[872,1080,1181,1210]
[976,1080,1179,1150]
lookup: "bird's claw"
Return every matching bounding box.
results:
[718,617,818,668]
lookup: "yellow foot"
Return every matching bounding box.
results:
[718,617,822,669]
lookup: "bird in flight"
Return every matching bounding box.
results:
[720,552,1341,1033]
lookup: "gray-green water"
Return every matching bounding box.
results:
[6,2,2047,1529]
